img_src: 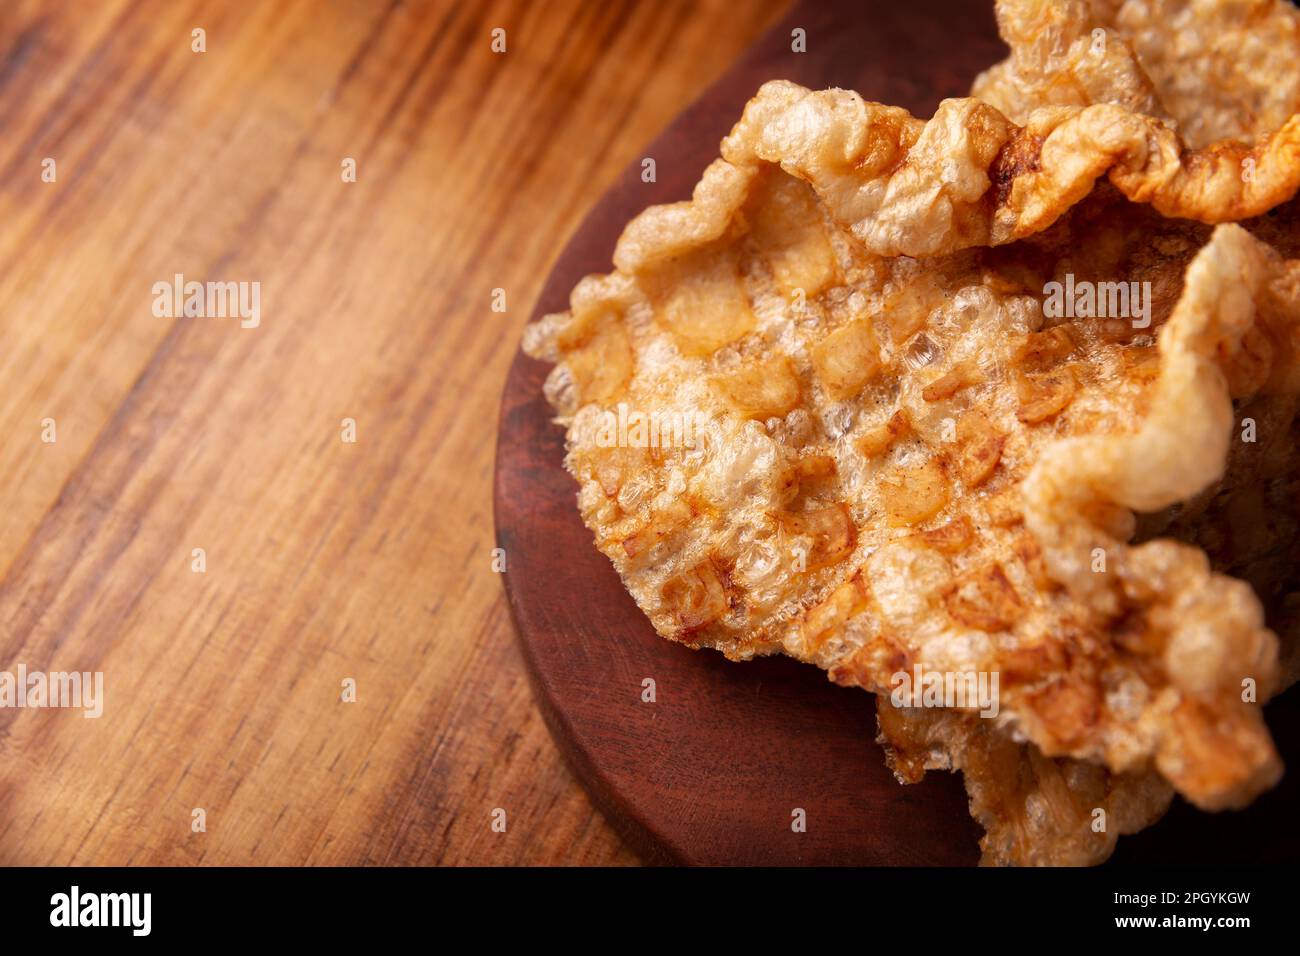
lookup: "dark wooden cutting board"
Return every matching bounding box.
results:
[493,0,1300,865]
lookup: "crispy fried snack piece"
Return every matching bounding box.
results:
[973,0,1300,147]
[522,80,1300,863]
[615,80,1300,261]
[832,220,1297,857]
[876,703,1174,866]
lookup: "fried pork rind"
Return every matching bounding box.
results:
[1014,224,1297,807]
[875,703,1174,866]
[636,80,1300,259]
[523,57,1300,864]
[971,1,1169,127]
[974,0,1300,148]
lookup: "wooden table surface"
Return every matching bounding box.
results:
[0,0,788,866]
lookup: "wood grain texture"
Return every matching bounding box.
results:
[0,0,788,866]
